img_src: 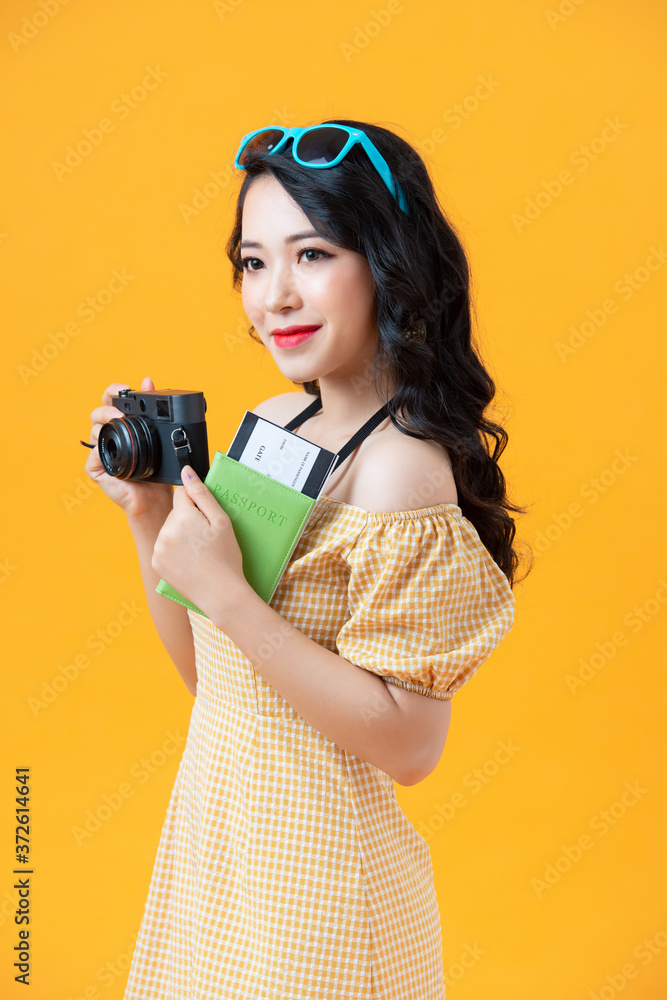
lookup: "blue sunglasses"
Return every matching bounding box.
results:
[234,124,409,215]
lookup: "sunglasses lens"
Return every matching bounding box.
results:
[238,129,286,164]
[295,127,348,165]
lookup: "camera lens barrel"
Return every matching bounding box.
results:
[98,415,162,480]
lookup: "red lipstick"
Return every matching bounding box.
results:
[271,325,321,349]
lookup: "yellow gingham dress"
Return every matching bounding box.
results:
[123,494,515,999]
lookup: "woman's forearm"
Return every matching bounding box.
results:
[207,583,418,785]
[127,506,197,695]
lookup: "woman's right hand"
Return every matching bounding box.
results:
[85,376,175,522]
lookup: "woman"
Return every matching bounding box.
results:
[85,119,530,999]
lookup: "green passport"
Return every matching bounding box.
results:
[155,451,320,615]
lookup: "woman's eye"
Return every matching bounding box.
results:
[299,248,330,263]
[241,257,263,272]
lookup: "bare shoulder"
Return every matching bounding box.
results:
[250,391,311,423]
[353,429,459,513]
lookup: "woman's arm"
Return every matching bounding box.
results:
[127,505,198,696]
[85,377,197,695]
[209,584,450,786]
[149,466,451,782]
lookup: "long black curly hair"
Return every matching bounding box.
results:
[226,119,533,588]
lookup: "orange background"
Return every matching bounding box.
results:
[2,1,666,997]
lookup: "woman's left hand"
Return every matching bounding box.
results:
[151,465,249,620]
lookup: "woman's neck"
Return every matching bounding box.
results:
[313,377,397,437]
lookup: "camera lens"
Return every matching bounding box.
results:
[98,415,161,480]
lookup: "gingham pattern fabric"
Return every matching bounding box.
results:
[123,495,515,999]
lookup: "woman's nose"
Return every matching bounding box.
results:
[263,264,302,313]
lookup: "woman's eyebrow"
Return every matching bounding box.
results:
[284,229,322,244]
[240,229,323,250]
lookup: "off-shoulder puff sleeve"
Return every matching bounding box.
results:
[335,508,515,700]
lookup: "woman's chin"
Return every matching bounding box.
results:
[272,358,322,384]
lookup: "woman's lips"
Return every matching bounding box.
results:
[271,325,321,349]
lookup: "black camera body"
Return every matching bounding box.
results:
[98,389,209,485]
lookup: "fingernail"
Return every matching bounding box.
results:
[182,467,194,481]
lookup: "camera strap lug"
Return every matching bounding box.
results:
[171,426,192,472]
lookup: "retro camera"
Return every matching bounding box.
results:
[97,389,209,485]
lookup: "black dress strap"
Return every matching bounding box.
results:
[284,394,393,473]
[284,396,324,431]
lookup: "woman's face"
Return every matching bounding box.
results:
[240,174,379,386]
